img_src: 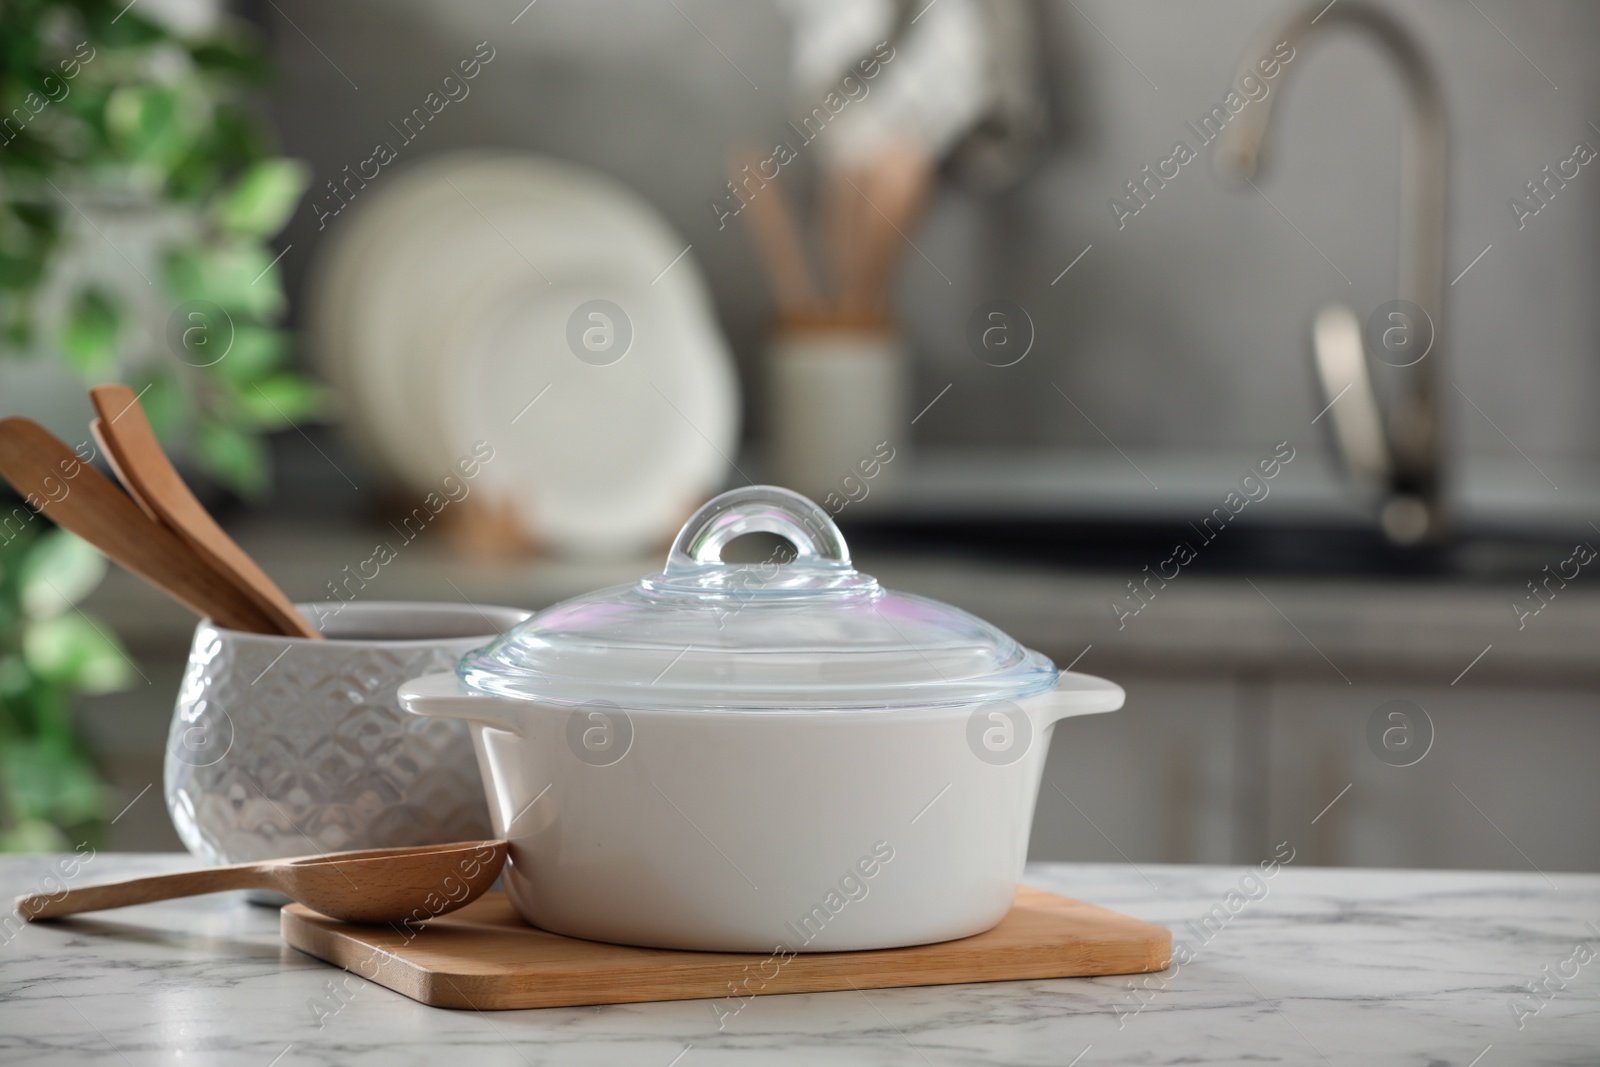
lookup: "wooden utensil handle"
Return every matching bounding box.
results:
[88,387,321,640]
[0,417,279,633]
[89,419,157,521]
[16,864,271,921]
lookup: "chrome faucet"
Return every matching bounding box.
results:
[1215,0,1447,544]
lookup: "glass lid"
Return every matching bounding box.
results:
[458,486,1058,711]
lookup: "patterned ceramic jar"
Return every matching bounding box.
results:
[165,601,528,867]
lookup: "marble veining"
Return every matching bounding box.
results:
[1,856,1597,1066]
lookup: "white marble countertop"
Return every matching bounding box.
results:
[3,856,1597,1065]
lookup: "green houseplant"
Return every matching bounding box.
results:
[0,0,319,847]
[0,525,132,850]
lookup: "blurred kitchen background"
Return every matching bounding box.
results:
[2,0,1598,871]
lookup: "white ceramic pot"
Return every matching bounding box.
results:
[400,487,1123,953]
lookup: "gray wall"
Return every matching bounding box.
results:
[263,0,1600,473]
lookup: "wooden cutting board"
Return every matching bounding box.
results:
[281,886,1170,1011]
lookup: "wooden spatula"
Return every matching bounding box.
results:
[90,385,320,639]
[0,416,280,634]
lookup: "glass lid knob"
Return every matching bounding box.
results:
[664,485,848,572]
[643,486,875,597]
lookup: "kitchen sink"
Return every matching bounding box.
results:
[841,513,1578,579]
[833,446,1598,580]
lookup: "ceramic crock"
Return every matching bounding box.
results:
[399,486,1123,952]
[766,328,907,501]
[166,600,528,868]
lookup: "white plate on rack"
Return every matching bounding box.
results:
[309,152,739,557]
[433,270,734,557]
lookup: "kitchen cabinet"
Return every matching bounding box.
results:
[1264,680,1600,873]
[1028,669,1600,874]
[1028,674,1240,867]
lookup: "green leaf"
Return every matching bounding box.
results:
[18,530,107,619]
[214,159,309,237]
[86,6,168,47]
[105,84,191,170]
[0,201,59,291]
[0,655,31,698]
[0,818,72,853]
[210,323,286,383]
[163,242,284,318]
[195,420,269,498]
[22,614,134,693]
[0,516,37,570]
[190,36,272,82]
[234,373,323,429]
[0,247,50,290]
[127,368,185,440]
[0,740,104,826]
[61,287,121,376]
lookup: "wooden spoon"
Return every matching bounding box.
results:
[16,840,508,924]
[89,384,320,639]
[0,417,280,634]
[855,141,933,318]
[732,149,822,320]
[821,164,865,311]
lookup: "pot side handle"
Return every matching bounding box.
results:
[1036,671,1125,724]
[398,673,523,735]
